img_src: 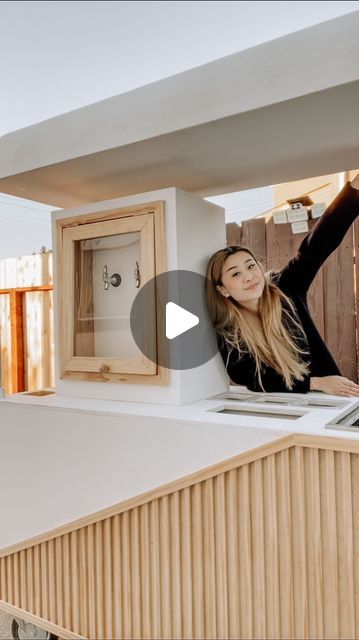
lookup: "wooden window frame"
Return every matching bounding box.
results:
[56,201,169,386]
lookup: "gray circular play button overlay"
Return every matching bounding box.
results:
[130,270,218,370]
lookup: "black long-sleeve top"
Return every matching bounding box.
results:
[217,181,359,393]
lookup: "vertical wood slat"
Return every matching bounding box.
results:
[130,508,141,640]
[41,290,55,389]
[202,478,216,639]
[277,448,294,638]
[94,522,104,640]
[241,218,267,269]
[305,448,324,638]
[225,470,239,639]
[180,487,193,640]
[33,545,41,619]
[70,531,80,635]
[139,503,151,640]
[48,539,56,626]
[2,444,359,639]
[213,474,228,640]
[290,446,308,639]
[120,511,131,640]
[0,557,7,605]
[170,491,182,639]
[320,449,340,639]
[191,484,205,640]
[149,501,160,640]
[238,464,253,639]
[55,538,63,629]
[0,293,12,393]
[9,290,25,392]
[323,226,357,382]
[336,452,355,639]
[159,495,171,640]
[250,460,266,639]
[111,515,122,640]
[103,518,112,640]
[263,454,280,638]
[351,453,359,637]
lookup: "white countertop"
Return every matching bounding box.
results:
[0,388,358,554]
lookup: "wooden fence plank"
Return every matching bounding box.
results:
[10,290,25,393]
[0,294,11,394]
[323,225,357,381]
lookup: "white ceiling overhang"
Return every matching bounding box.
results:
[0,11,359,207]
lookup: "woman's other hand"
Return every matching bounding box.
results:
[310,375,359,396]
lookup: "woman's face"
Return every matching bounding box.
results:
[217,250,265,312]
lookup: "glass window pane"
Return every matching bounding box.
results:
[73,231,142,358]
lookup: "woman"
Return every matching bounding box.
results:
[206,176,359,397]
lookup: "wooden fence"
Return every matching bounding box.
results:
[226,213,359,383]
[0,253,54,394]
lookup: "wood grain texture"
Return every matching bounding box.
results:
[0,252,54,394]
[2,436,359,638]
[57,202,168,385]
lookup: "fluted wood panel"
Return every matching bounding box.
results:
[2,440,359,639]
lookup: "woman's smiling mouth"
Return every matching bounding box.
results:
[245,282,259,291]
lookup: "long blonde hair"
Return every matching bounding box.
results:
[206,246,310,390]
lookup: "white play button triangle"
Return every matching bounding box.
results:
[166,302,199,339]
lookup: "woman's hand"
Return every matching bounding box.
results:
[310,375,359,396]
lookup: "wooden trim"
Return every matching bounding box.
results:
[0,601,85,639]
[0,285,53,295]
[62,212,152,241]
[55,201,163,229]
[294,433,359,454]
[65,354,156,376]
[60,369,167,385]
[57,201,168,385]
[153,202,169,386]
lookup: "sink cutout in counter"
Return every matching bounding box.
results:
[326,402,359,431]
[301,398,349,409]
[209,405,306,420]
[214,392,349,410]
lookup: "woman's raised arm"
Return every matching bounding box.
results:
[278,176,359,294]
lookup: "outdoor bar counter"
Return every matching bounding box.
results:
[1,390,359,639]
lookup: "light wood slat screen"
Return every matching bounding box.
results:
[1,442,359,639]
